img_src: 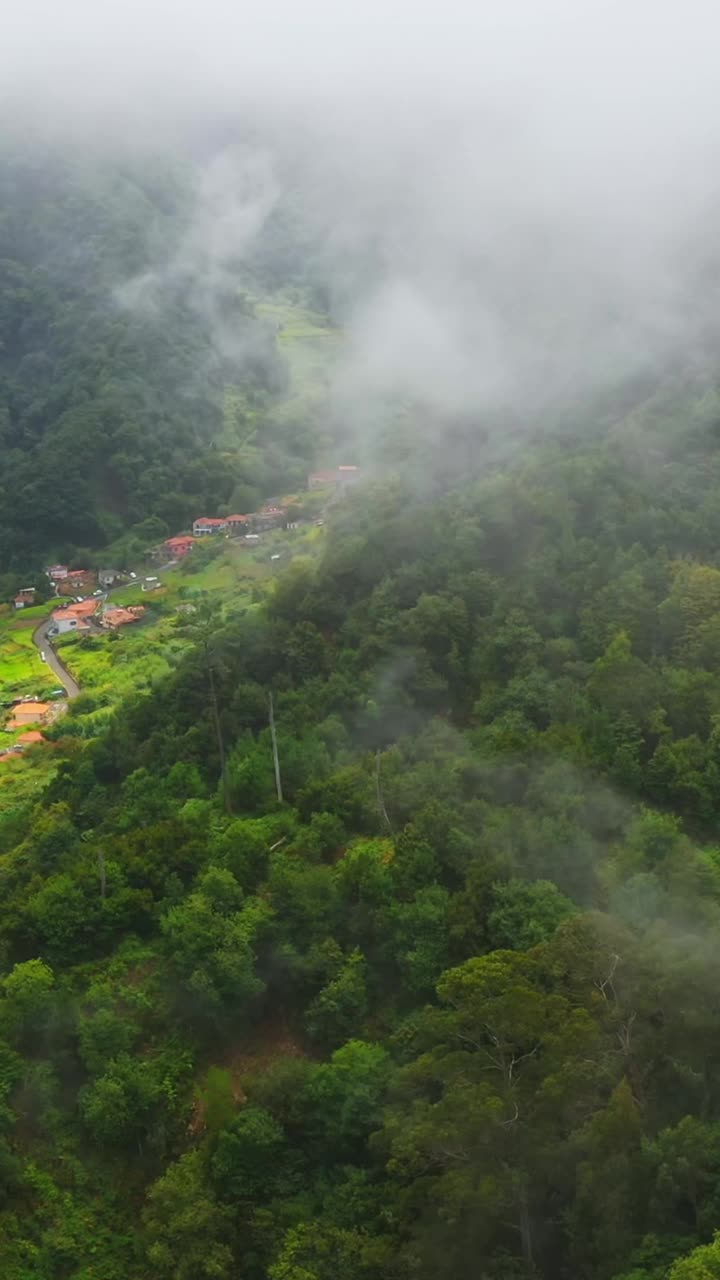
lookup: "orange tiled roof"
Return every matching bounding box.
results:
[53,599,98,620]
[7,702,51,729]
[103,607,144,627]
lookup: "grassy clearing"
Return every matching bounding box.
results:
[0,604,55,703]
[255,295,342,424]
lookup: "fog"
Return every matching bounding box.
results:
[7,0,720,427]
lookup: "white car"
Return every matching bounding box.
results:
[40,651,46,662]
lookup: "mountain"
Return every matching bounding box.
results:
[2,391,720,1276]
[0,141,330,573]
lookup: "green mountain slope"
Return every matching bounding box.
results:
[3,392,720,1277]
[0,143,334,572]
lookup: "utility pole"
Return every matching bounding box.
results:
[375,749,393,833]
[268,691,283,803]
[208,656,231,814]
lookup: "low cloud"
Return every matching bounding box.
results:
[7,0,720,431]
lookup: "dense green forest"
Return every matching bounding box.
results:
[4,362,720,1276]
[0,141,332,576]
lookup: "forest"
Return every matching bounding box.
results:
[3,353,720,1277]
[0,139,329,579]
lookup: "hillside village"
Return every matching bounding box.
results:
[0,466,362,749]
[151,464,360,560]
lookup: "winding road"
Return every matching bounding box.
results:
[32,617,81,699]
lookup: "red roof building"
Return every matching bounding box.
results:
[101,606,145,629]
[193,517,228,536]
[54,599,99,619]
[51,598,99,635]
[164,535,196,557]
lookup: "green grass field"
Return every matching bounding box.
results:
[255,295,342,426]
[0,604,55,703]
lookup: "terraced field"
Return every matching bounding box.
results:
[0,604,55,702]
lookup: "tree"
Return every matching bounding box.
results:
[1,959,55,1044]
[568,1079,648,1278]
[486,879,576,952]
[305,950,368,1047]
[668,1235,720,1280]
[307,1040,389,1150]
[269,1223,386,1280]
[143,1149,236,1280]
[211,1105,288,1202]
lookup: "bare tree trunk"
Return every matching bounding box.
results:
[208,655,231,814]
[375,750,393,833]
[269,691,283,803]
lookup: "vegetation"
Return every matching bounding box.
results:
[2,377,720,1278]
[0,141,338,576]
[0,604,55,702]
[7,131,720,1280]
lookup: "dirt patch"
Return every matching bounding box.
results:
[188,1016,306,1137]
[225,1018,305,1081]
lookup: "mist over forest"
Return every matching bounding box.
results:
[4,5,720,1280]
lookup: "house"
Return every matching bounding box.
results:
[6,701,52,731]
[51,609,91,635]
[337,464,361,492]
[101,606,145,629]
[99,569,123,588]
[18,731,45,746]
[163,536,196,559]
[250,506,287,532]
[14,587,36,610]
[63,569,97,594]
[226,514,250,534]
[308,470,336,490]
[50,598,100,635]
[47,564,68,581]
[193,517,228,536]
[57,599,99,619]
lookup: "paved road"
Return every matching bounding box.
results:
[32,618,81,699]
[30,566,173,702]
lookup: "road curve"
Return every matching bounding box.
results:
[32,618,81,699]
